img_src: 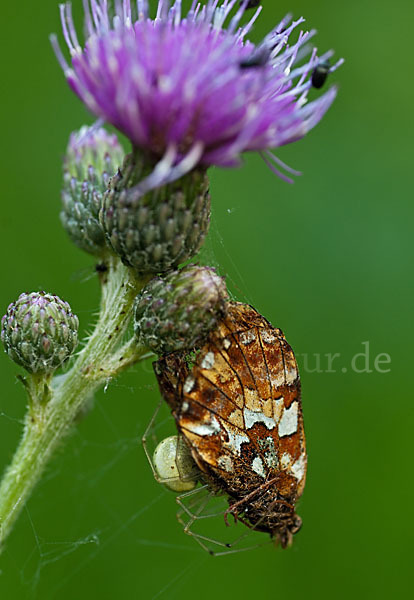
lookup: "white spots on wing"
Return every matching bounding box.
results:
[243,407,276,430]
[259,436,278,469]
[218,455,233,473]
[239,329,256,345]
[183,375,195,394]
[224,424,250,455]
[260,329,277,344]
[181,401,189,412]
[223,338,231,350]
[290,452,306,481]
[273,397,285,422]
[281,452,293,469]
[278,401,298,437]
[201,351,215,370]
[252,456,266,478]
[184,415,221,437]
[264,450,278,470]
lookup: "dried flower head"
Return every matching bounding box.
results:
[52,1,343,184]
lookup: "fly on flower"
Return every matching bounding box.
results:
[152,302,306,553]
[51,0,343,186]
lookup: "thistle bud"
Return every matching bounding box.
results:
[153,435,199,492]
[61,126,124,255]
[100,152,211,274]
[1,292,79,374]
[134,265,228,355]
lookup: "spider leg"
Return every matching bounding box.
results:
[176,487,271,555]
[212,539,272,557]
[176,485,210,521]
[223,477,279,526]
[141,397,165,483]
[176,487,232,554]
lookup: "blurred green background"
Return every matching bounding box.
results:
[0,0,412,598]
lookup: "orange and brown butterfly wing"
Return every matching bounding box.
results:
[154,302,306,503]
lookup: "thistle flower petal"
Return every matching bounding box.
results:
[52,1,343,182]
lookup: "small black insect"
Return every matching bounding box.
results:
[241,1,261,9]
[311,62,331,89]
[95,262,108,274]
[239,46,269,69]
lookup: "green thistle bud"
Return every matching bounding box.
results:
[134,265,228,355]
[153,435,199,493]
[1,292,79,374]
[100,152,211,274]
[61,126,124,255]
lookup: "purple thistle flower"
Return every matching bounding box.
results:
[51,1,343,184]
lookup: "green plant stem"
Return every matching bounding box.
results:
[0,256,150,552]
[100,337,154,378]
